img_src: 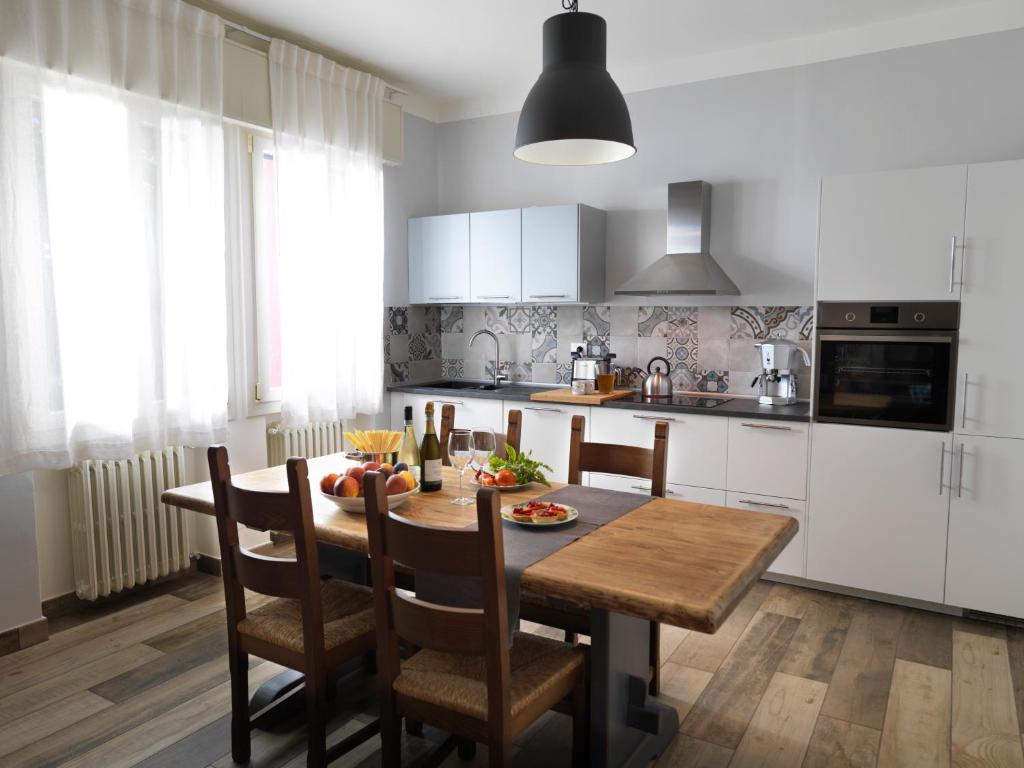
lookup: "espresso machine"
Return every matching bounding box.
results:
[752,340,811,405]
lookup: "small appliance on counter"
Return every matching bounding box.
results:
[752,340,811,405]
[640,356,674,399]
[570,344,616,391]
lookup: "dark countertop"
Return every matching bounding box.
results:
[389,380,810,422]
[601,392,810,422]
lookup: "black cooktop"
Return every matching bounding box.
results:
[642,395,734,408]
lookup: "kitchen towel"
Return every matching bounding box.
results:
[415,485,651,644]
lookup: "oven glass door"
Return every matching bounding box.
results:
[815,333,955,430]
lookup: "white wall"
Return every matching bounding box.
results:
[1,473,42,632]
[430,28,1024,307]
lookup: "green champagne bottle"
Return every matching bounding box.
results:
[420,401,442,492]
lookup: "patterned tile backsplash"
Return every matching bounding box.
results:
[385,304,814,397]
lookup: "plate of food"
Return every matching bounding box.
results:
[319,460,419,513]
[471,445,553,492]
[501,500,578,527]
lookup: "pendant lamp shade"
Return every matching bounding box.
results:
[514,11,635,165]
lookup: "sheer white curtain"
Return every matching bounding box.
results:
[269,39,385,428]
[0,0,228,474]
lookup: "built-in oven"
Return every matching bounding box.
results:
[814,301,959,431]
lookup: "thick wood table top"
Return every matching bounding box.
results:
[163,453,796,633]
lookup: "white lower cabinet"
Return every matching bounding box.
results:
[944,434,1024,618]
[727,418,809,500]
[588,407,728,490]
[807,423,951,603]
[726,492,806,578]
[394,394,504,447]
[519,404,590,483]
[589,472,726,505]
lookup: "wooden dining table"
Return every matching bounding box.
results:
[163,454,796,768]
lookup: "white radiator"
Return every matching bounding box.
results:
[267,421,345,466]
[68,447,190,600]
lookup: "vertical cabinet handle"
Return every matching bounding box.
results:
[957,443,965,498]
[961,372,969,429]
[949,235,957,293]
[939,442,947,496]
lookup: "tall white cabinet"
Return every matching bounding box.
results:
[956,159,1024,439]
[816,165,967,301]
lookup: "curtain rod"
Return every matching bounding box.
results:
[223,20,409,98]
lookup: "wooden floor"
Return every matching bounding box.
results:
[2,571,1024,767]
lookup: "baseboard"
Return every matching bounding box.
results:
[196,552,222,577]
[761,573,964,617]
[42,558,200,622]
[0,616,49,658]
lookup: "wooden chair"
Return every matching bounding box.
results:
[207,446,379,767]
[364,473,588,767]
[439,405,522,466]
[567,413,668,697]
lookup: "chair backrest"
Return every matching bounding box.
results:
[364,473,512,730]
[207,446,324,652]
[567,414,669,497]
[439,404,522,466]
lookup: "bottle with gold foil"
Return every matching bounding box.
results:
[419,401,442,492]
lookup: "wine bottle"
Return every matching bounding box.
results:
[396,406,421,482]
[419,401,442,492]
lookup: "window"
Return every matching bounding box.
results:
[250,134,283,405]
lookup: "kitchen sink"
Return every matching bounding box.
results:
[423,380,501,391]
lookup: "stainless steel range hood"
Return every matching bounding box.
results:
[615,181,740,296]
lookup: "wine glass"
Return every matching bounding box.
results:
[471,427,496,472]
[448,429,474,505]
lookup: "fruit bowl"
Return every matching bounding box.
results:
[320,485,419,514]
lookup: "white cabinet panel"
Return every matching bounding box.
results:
[807,423,951,603]
[589,473,726,506]
[588,408,728,490]
[726,492,806,578]
[727,418,809,500]
[957,159,1024,439]
[817,165,967,301]
[470,209,521,303]
[398,393,503,452]
[522,205,579,302]
[518,404,590,483]
[945,435,1024,618]
[408,214,470,304]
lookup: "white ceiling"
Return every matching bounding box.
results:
[208,0,1024,121]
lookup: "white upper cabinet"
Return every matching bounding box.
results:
[807,423,951,603]
[521,205,606,304]
[817,165,968,301]
[408,213,470,304]
[945,434,1024,618]
[957,159,1024,440]
[470,209,521,303]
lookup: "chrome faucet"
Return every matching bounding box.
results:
[469,329,505,388]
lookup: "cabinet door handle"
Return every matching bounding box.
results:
[739,422,793,431]
[630,484,680,497]
[525,406,564,414]
[633,414,677,422]
[949,235,958,293]
[961,372,969,428]
[957,442,965,498]
[476,295,511,299]
[428,296,461,301]
[435,399,464,406]
[939,442,947,496]
[528,294,567,299]
[737,498,791,510]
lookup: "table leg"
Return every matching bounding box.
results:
[589,609,678,768]
[248,543,373,730]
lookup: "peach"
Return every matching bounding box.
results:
[334,476,360,498]
[398,470,417,492]
[361,461,381,472]
[379,463,394,477]
[385,474,408,495]
[345,466,366,485]
[320,473,339,494]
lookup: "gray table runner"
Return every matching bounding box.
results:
[415,485,651,643]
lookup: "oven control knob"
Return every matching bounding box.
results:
[844,312,856,322]
[914,312,926,323]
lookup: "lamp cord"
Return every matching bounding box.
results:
[562,0,578,11]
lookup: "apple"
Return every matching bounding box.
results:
[345,466,366,485]
[334,476,360,498]
[385,474,408,495]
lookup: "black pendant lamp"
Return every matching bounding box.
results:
[514,0,635,165]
